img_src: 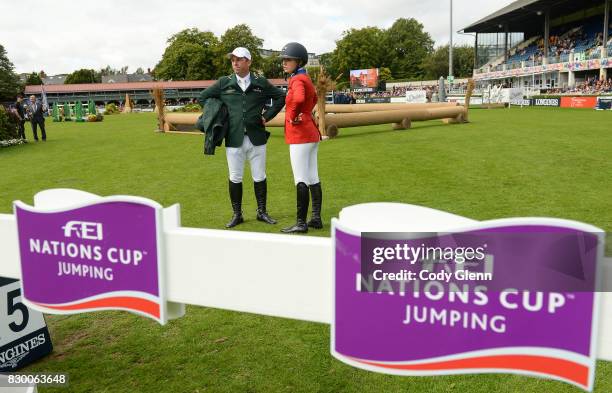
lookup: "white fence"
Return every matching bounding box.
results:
[1,189,611,361]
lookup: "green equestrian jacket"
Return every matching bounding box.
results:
[198,73,286,147]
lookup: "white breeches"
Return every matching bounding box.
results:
[289,142,319,185]
[226,135,267,183]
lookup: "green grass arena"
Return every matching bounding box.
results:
[1,107,611,392]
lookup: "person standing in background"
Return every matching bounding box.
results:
[15,94,26,140]
[28,95,47,141]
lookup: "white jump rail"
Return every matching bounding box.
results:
[0,189,610,361]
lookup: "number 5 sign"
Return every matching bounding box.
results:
[0,277,53,371]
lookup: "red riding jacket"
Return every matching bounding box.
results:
[284,72,321,144]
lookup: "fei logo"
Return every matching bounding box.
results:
[62,221,103,240]
[15,197,167,324]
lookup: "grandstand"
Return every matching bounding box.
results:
[462,0,612,94]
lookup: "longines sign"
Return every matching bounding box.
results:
[0,278,52,372]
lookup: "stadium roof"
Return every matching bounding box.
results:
[24,79,287,94]
[461,0,606,33]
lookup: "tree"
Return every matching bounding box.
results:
[305,66,321,83]
[135,67,145,74]
[421,45,474,80]
[318,53,331,69]
[384,18,434,80]
[25,72,43,85]
[452,45,476,78]
[155,28,220,81]
[217,24,264,74]
[318,52,337,78]
[0,44,21,101]
[378,67,392,82]
[100,65,117,76]
[331,27,386,82]
[260,54,284,79]
[64,69,100,84]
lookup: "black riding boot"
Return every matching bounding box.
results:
[254,179,277,224]
[226,180,244,228]
[307,182,323,229]
[281,182,309,233]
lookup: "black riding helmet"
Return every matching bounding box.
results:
[280,42,309,67]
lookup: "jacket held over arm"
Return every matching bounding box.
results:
[199,73,286,148]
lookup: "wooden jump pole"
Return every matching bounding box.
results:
[464,78,475,122]
[151,87,166,132]
[314,66,337,139]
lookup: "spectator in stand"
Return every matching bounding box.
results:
[424,88,431,102]
[544,76,612,94]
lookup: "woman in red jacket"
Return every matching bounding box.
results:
[279,42,323,234]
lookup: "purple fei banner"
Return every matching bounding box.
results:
[14,197,167,324]
[332,219,603,391]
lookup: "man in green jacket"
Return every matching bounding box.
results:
[199,47,286,228]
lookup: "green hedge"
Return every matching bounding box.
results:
[171,103,202,112]
[0,106,21,147]
[104,103,120,115]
